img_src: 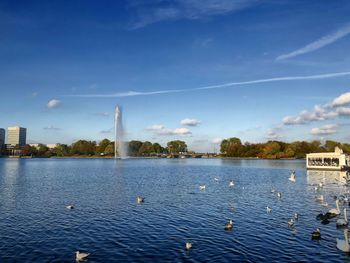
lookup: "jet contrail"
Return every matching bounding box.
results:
[276,23,350,61]
[70,71,350,98]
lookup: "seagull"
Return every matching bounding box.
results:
[186,242,192,250]
[229,181,235,187]
[214,177,219,181]
[271,188,276,193]
[137,196,145,203]
[224,219,233,230]
[266,206,272,213]
[76,251,90,261]
[294,213,299,220]
[336,229,350,252]
[277,192,282,198]
[199,185,206,190]
[66,205,74,209]
[311,228,321,240]
[288,218,295,228]
[288,171,296,182]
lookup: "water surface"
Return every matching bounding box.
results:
[0,158,349,262]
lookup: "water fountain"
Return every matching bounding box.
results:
[114,106,127,159]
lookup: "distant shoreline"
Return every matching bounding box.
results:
[1,156,303,160]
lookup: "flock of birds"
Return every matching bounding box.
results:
[65,169,350,261]
[270,170,350,253]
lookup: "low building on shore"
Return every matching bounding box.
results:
[306,147,350,171]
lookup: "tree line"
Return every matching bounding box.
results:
[220,137,350,159]
[21,139,188,158]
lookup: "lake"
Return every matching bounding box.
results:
[0,158,349,262]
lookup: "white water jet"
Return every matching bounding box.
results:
[114,106,127,159]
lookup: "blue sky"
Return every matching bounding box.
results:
[1,0,350,152]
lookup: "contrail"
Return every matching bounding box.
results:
[276,23,350,61]
[70,71,350,98]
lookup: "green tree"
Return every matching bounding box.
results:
[96,139,111,155]
[37,144,50,157]
[70,140,96,155]
[128,140,143,156]
[53,144,70,157]
[104,143,115,156]
[139,141,153,156]
[220,137,243,157]
[152,143,164,153]
[167,140,187,153]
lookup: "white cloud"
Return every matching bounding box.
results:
[332,92,350,107]
[266,128,282,140]
[95,112,110,117]
[146,124,191,136]
[146,124,165,131]
[282,92,350,126]
[283,105,338,125]
[311,124,338,135]
[71,72,350,98]
[276,23,350,61]
[212,138,222,144]
[337,107,350,116]
[180,118,201,126]
[130,0,257,29]
[173,127,191,135]
[100,128,113,134]
[43,125,61,131]
[47,99,61,109]
[32,92,38,97]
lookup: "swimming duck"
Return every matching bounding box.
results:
[311,228,321,240]
[224,219,233,230]
[137,196,145,203]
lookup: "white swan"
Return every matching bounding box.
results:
[266,206,272,213]
[66,205,74,209]
[337,208,348,227]
[199,185,206,190]
[336,229,350,252]
[288,171,296,182]
[277,192,282,198]
[328,199,341,215]
[76,251,90,261]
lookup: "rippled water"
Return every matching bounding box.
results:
[1,158,350,262]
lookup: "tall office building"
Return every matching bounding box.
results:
[0,128,5,151]
[7,126,27,148]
